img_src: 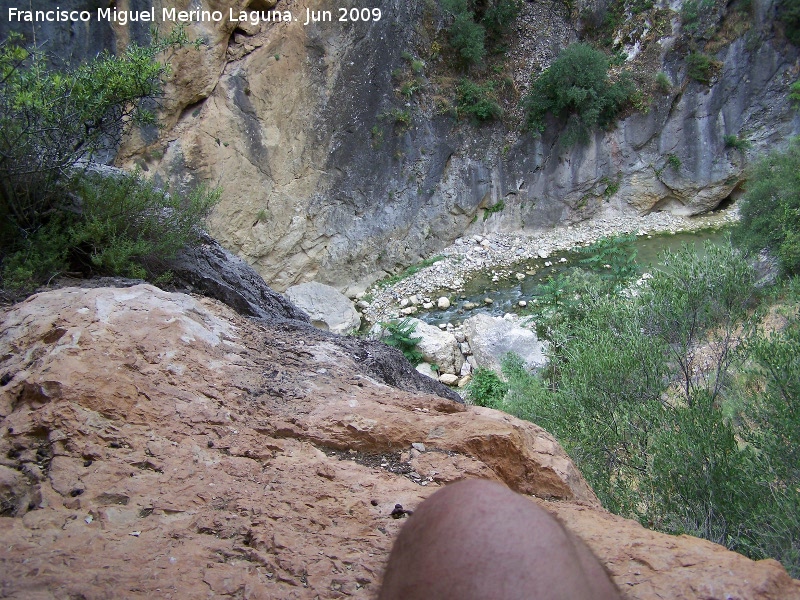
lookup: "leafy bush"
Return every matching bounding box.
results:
[482,199,505,219]
[523,43,634,146]
[457,78,502,122]
[482,0,522,41]
[442,0,487,67]
[2,171,220,291]
[380,319,424,365]
[654,72,671,92]
[441,0,520,67]
[686,52,718,84]
[791,79,800,107]
[777,0,800,45]
[723,134,751,150]
[733,138,800,275]
[0,29,191,237]
[667,153,682,170]
[465,367,508,408]
[501,242,800,574]
[0,28,221,295]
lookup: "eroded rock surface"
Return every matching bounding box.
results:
[0,285,798,599]
[284,281,360,334]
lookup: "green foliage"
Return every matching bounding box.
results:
[523,43,634,146]
[777,0,800,45]
[733,138,800,275]
[790,79,800,108]
[577,234,638,281]
[686,52,717,84]
[667,153,682,170]
[380,319,424,365]
[482,199,505,220]
[723,134,751,150]
[0,28,219,295]
[680,0,719,39]
[500,241,800,575]
[735,320,800,570]
[2,171,220,292]
[465,366,509,408]
[523,235,638,338]
[441,0,520,67]
[0,29,192,236]
[654,72,671,92]
[481,0,522,41]
[457,78,502,122]
[70,171,219,278]
[444,4,487,66]
[382,108,412,129]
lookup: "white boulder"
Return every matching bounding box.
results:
[284,282,360,335]
[463,313,547,372]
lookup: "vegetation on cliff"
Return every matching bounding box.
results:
[464,144,800,574]
[524,43,635,146]
[0,30,219,296]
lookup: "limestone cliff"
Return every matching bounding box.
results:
[1,284,799,598]
[7,0,800,292]
[121,0,800,292]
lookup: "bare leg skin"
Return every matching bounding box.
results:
[378,479,622,600]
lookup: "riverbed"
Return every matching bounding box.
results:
[360,205,739,325]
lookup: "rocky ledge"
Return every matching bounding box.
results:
[0,284,798,599]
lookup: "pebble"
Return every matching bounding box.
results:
[411,442,426,452]
[437,297,451,309]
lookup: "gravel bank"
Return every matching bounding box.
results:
[360,207,739,324]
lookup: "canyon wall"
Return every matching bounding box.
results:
[7,0,800,291]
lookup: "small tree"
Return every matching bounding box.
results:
[524,43,634,146]
[733,138,800,275]
[0,28,191,236]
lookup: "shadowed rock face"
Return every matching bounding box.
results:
[0,284,798,599]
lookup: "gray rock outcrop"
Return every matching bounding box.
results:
[463,314,548,373]
[403,318,464,376]
[167,230,311,323]
[284,282,360,334]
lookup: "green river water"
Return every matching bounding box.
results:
[418,227,730,326]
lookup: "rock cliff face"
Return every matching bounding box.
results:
[109,0,798,291]
[7,0,800,292]
[1,285,799,598]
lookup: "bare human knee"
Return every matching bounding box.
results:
[378,479,621,600]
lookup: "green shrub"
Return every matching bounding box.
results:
[655,72,671,92]
[790,79,800,108]
[442,0,486,66]
[667,153,682,170]
[482,0,522,40]
[686,52,718,84]
[380,319,424,365]
[0,29,192,238]
[465,367,508,408]
[723,134,751,150]
[523,43,634,146]
[777,0,800,45]
[500,241,800,574]
[457,78,502,122]
[482,199,505,219]
[733,138,800,275]
[2,171,220,292]
[69,171,219,277]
